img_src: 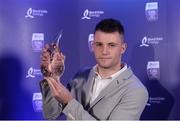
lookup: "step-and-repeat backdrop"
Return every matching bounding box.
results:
[0,0,180,119]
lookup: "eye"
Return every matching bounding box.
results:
[108,43,117,47]
[95,42,103,47]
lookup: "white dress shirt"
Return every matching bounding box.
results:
[90,64,127,104]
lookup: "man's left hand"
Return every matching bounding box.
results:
[45,77,73,105]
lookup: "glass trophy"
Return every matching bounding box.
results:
[41,30,65,77]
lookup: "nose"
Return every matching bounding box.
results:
[102,45,108,54]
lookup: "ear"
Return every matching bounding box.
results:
[121,42,127,54]
[89,41,94,52]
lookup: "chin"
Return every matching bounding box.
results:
[98,64,111,69]
[97,60,112,68]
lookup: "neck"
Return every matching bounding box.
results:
[97,63,122,79]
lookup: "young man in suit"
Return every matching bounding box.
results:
[40,18,148,120]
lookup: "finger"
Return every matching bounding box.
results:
[46,77,61,88]
[50,77,65,91]
[45,77,57,91]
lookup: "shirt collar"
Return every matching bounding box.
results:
[93,64,128,80]
[111,64,127,80]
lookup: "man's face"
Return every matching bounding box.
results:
[92,30,127,69]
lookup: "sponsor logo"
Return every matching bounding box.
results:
[25,8,48,18]
[140,36,149,47]
[147,61,160,69]
[25,8,34,18]
[140,36,163,47]
[32,92,42,112]
[147,96,165,106]
[81,9,104,20]
[32,33,44,52]
[147,61,160,80]
[26,67,42,78]
[88,34,94,52]
[145,2,158,21]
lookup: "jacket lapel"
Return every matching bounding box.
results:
[88,67,133,110]
[83,69,96,107]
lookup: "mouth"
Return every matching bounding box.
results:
[98,57,112,60]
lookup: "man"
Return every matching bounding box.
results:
[40,18,148,120]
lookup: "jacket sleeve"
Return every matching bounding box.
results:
[39,78,96,120]
[39,68,91,120]
[63,99,97,120]
[39,79,64,119]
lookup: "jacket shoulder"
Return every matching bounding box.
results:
[73,67,92,80]
[67,67,92,90]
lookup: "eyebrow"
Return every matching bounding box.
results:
[94,41,121,44]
